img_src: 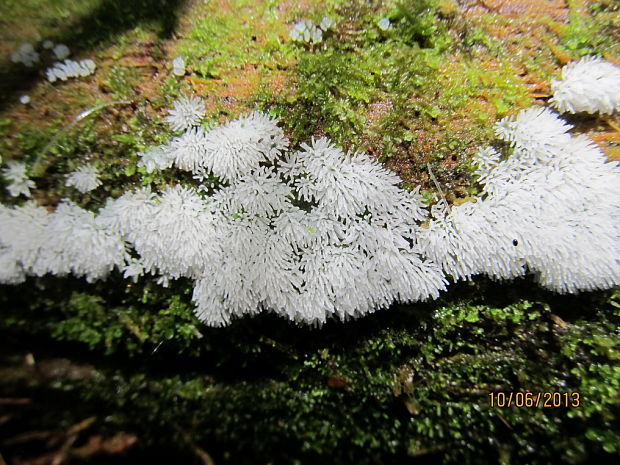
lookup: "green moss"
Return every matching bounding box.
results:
[177,0,292,79]
[1,2,619,464]
[52,290,204,355]
[268,0,456,151]
[103,66,143,99]
[0,0,102,40]
[391,0,452,50]
[560,0,620,56]
[1,278,618,464]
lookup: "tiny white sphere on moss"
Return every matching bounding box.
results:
[319,16,334,31]
[378,17,392,31]
[172,56,185,76]
[53,44,70,60]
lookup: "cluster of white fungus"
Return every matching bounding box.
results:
[418,107,619,293]
[10,43,39,67]
[165,96,206,131]
[1,57,619,327]
[377,17,392,31]
[2,161,35,198]
[551,56,620,114]
[289,17,334,44]
[169,112,289,181]
[65,164,102,193]
[187,139,445,325]
[10,40,71,67]
[46,59,96,83]
[0,201,126,285]
[52,44,71,60]
[133,107,445,325]
[172,56,185,76]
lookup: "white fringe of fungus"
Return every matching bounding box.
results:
[46,59,96,83]
[2,161,35,198]
[138,145,176,173]
[82,129,445,326]
[551,56,620,114]
[52,44,70,60]
[171,112,289,181]
[190,138,445,326]
[165,96,206,132]
[0,201,126,284]
[10,43,39,67]
[35,201,126,281]
[290,19,329,43]
[419,107,620,293]
[65,164,101,193]
[1,106,619,327]
[172,56,185,76]
[102,185,219,280]
[0,203,49,283]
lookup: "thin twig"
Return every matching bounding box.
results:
[427,163,448,208]
[32,100,131,177]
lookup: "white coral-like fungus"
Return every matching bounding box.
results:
[34,201,126,281]
[214,166,293,217]
[2,105,618,328]
[377,17,392,31]
[281,138,426,221]
[172,112,289,181]
[419,107,620,293]
[172,56,185,76]
[97,187,157,237]
[0,202,49,283]
[10,43,39,67]
[0,201,126,284]
[65,164,101,193]
[189,137,444,326]
[168,127,210,173]
[52,43,70,60]
[290,20,323,43]
[46,59,96,82]
[551,56,620,114]
[494,106,572,165]
[138,145,176,173]
[103,186,218,280]
[100,126,443,326]
[165,96,206,132]
[2,161,35,197]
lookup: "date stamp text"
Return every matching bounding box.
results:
[489,392,580,408]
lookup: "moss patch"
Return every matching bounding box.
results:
[0,1,619,464]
